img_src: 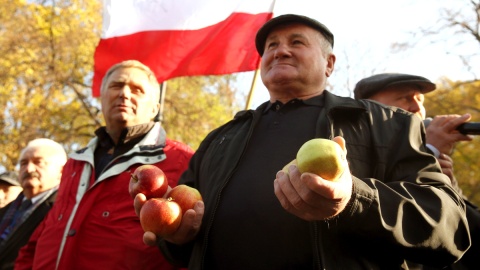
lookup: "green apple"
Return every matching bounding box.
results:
[296,138,346,181]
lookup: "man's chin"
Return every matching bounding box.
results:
[21,180,37,189]
[112,116,151,128]
[111,116,131,125]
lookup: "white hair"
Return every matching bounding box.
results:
[20,138,68,166]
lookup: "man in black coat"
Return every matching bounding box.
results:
[354,73,480,270]
[135,15,470,269]
[0,138,67,270]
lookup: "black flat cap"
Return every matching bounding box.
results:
[255,14,334,56]
[354,73,436,99]
[0,171,20,186]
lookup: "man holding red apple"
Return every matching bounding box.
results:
[135,14,470,270]
[16,60,194,269]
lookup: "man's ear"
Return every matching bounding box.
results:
[151,103,161,120]
[325,53,336,78]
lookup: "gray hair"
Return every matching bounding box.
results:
[317,32,333,57]
[20,138,67,166]
[100,60,160,102]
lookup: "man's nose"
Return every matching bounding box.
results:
[409,100,422,113]
[274,44,290,58]
[119,85,132,99]
[25,162,36,173]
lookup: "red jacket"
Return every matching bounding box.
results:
[16,123,193,270]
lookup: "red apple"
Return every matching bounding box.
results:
[168,184,203,214]
[139,198,182,237]
[129,165,169,199]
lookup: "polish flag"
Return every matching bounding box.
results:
[92,0,275,97]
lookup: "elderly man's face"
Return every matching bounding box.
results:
[19,146,63,198]
[260,23,335,95]
[0,182,22,208]
[368,85,426,119]
[101,67,160,130]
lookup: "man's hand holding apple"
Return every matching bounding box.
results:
[273,136,353,221]
[134,191,204,246]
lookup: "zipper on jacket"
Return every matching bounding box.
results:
[199,109,258,269]
[313,222,324,269]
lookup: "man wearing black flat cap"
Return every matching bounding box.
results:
[0,172,22,209]
[137,14,470,270]
[354,73,472,176]
[354,73,436,100]
[354,73,479,270]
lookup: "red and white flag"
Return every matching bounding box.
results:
[92,0,275,97]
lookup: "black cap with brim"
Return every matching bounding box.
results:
[0,171,20,186]
[255,14,334,56]
[353,73,436,99]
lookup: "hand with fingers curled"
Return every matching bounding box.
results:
[134,191,204,246]
[274,136,352,221]
[437,154,454,182]
[437,153,461,193]
[425,113,473,155]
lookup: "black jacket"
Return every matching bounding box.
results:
[0,190,57,270]
[160,91,469,270]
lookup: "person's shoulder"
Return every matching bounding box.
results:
[0,200,14,216]
[163,139,194,166]
[165,138,195,156]
[233,101,269,119]
[357,98,414,117]
[233,109,256,120]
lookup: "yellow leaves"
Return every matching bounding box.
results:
[162,75,241,150]
[0,0,237,171]
[0,0,104,171]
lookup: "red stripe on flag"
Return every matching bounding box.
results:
[92,12,273,97]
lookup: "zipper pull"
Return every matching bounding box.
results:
[219,135,226,145]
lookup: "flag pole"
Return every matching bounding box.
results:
[154,81,167,123]
[244,67,261,110]
[244,0,276,110]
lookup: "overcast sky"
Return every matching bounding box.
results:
[241,0,478,108]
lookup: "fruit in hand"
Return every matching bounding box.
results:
[168,184,203,214]
[140,198,182,237]
[129,165,169,199]
[282,159,297,175]
[296,138,346,181]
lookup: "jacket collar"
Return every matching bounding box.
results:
[236,90,367,118]
[72,122,166,157]
[69,122,167,183]
[323,90,366,112]
[95,122,156,147]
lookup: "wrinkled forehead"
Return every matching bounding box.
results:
[20,146,52,161]
[102,67,160,101]
[107,67,151,82]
